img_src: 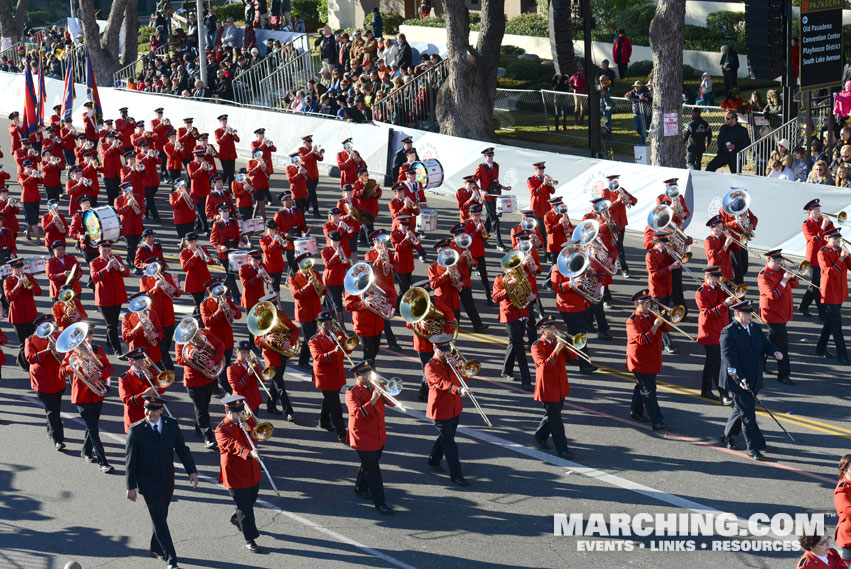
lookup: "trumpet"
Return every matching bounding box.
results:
[338,219,351,233]
[193,243,211,263]
[445,351,492,427]
[225,126,236,135]
[543,174,558,186]
[211,283,235,325]
[368,371,406,411]
[405,228,420,247]
[201,160,212,171]
[174,140,182,151]
[646,301,696,342]
[81,177,91,186]
[17,273,33,289]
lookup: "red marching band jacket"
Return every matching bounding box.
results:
[119,368,165,433]
[625,311,670,375]
[176,330,225,388]
[309,330,350,391]
[531,337,571,402]
[695,283,730,345]
[424,357,463,421]
[346,382,394,451]
[215,416,262,489]
[758,266,798,324]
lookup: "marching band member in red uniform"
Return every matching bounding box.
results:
[396,147,418,182]
[429,238,462,322]
[696,266,736,402]
[118,349,164,433]
[215,394,264,553]
[703,215,734,281]
[175,315,225,449]
[527,161,555,246]
[550,260,596,374]
[425,334,469,486]
[400,166,427,231]
[5,256,42,363]
[137,139,162,222]
[455,175,482,223]
[68,195,98,266]
[45,239,81,300]
[344,268,386,370]
[462,205,491,301]
[122,291,164,367]
[531,316,573,458]
[285,152,309,213]
[626,289,670,431]
[800,198,834,320]
[227,341,263,413]
[39,147,64,203]
[544,197,572,264]
[337,138,363,188]
[273,193,308,275]
[493,258,534,391]
[169,178,197,239]
[646,232,679,354]
[321,230,351,330]
[447,233,488,332]
[19,158,42,241]
[353,166,381,239]
[601,175,637,277]
[26,314,64,449]
[206,173,236,220]
[41,202,69,251]
[408,293,456,401]
[134,229,167,272]
[388,183,419,233]
[116,181,146,270]
[63,326,114,472]
[718,188,756,286]
[323,206,358,260]
[259,220,286,305]
[247,148,271,218]
[337,184,362,258]
[254,305,299,420]
[346,361,395,514]
[817,228,851,363]
[298,135,324,218]
[214,114,239,186]
[0,185,21,237]
[140,257,181,371]
[239,249,269,317]
[177,117,198,165]
[164,129,184,185]
[90,240,130,355]
[187,148,212,233]
[475,147,511,251]
[52,283,87,330]
[290,252,325,368]
[309,311,352,442]
[250,129,276,174]
[511,210,544,249]
[758,250,799,385]
[180,232,215,313]
[120,152,145,202]
[209,202,243,298]
[390,216,425,297]
[232,167,255,221]
[201,278,243,395]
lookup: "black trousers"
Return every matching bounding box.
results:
[219,348,234,394]
[125,235,140,268]
[229,483,260,541]
[37,388,65,444]
[99,305,123,352]
[706,153,738,174]
[239,205,254,221]
[615,231,629,274]
[817,303,847,358]
[63,149,76,167]
[458,287,483,328]
[320,389,346,438]
[175,222,194,239]
[195,197,209,232]
[417,350,433,396]
[396,272,412,298]
[143,487,178,565]
[671,269,686,313]
[186,380,216,443]
[686,151,704,170]
[45,185,61,203]
[587,303,610,333]
[535,399,568,453]
[473,256,490,299]
[76,401,108,466]
[559,311,592,366]
[267,361,293,414]
[535,216,547,248]
[501,319,531,383]
[701,344,723,395]
[294,197,309,215]
[327,285,344,312]
[766,322,791,379]
[617,62,628,78]
[651,296,674,351]
[159,325,175,371]
[144,186,160,220]
[724,387,765,452]
[359,334,381,368]
[190,291,205,316]
[631,372,664,425]
[12,320,35,368]
[429,415,462,479]
[285,249,297,276]
[168,169,182,185]
[484,200,505,247]
[221,160,236,187]
[731,249,748,285]
[219,259,240,302]
[355,447,386,507]
[298,320,317,367]
[800,267,825,316]
[307,179,320,216]
[104,177,119,205]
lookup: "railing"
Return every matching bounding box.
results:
[113,44,168,88]
[237,47,319,108]
[372,58,448,130]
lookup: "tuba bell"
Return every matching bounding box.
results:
[556,244,603,304]
[400,286,455,340]
[174,317,225,380]
[572,219,617,275]
[647,204,693,263]
[499,250,534,309]
[247,300,299,358]
[344,263,395,319]
[721,188,754,241]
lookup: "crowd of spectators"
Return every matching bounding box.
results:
[0,24,78,78]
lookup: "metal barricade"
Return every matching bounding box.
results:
[113,44,168,88]
[373,58,447,129]
[233,36,314,107]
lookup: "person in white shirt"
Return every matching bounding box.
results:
[766,158,795,181]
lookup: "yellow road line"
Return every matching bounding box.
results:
[454,328,851,440]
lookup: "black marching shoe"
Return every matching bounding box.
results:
[651,422,667,432]
[521,382,534,392]
[798,306,811,317]
[230,513,240,529]
[534,437,550,450]
[150,551,163,560]
[720,434,738,450]
[427,461,445,473]
[700,391,719,401]
[266,403,283,416]
[286,413,295,422]
[55,442,66,451]
[748,449,767,461]
[451,477,470,487]
[355,487,372,499]
[721,396,734,407]
[557,448,574,459]
[473,324,489,332]
[816,348,834,359]
[244,540,261,553]
[598,330,612,341]
[840,357,851,365]
[629,412,648,423]
[579,364,598,374]
[318,422,334,432]
[776,376,795,385]
[376,504,393,515]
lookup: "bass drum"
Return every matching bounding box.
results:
[82,206,121,243]
[412,158,444,189]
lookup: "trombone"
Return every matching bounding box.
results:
[778,256,817,288]
[368,371,406,411]
[719,276,748,299]
[330,320,359,367]
[646,300,695,342]
[445,355,492,427]
[553,330,593,364]
[721,229,761,258]
[236,417,280,497]
[448,341,481,378]
[242,404,275,443]
[248,353,276,401]
[139,357,175,419]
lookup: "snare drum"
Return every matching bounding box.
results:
[26,256,47,274]
[240,218,264,235]
[496,195,517,214]
[82,206,121,243]
[412,159,444,189]
[294,236,318,257]
[228,251,249,272]
[416,208,438,233]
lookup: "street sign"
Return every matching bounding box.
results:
[799,0,843,91]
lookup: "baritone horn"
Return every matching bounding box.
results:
[173,317,225,379]
[56,322,108,397]
[499,250,533,309]
[247,300,299,357]
[344,263,395,319]
[399,286,456,340]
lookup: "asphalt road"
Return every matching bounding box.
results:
[0,117,846,569]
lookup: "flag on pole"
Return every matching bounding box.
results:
[60,50,76,121]
[21,56,39,138]
[84,49,102,127]
[37,45,46,127]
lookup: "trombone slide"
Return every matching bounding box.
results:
[649,309,696,342]
[237,421,281,497]
[446,360,492,427]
